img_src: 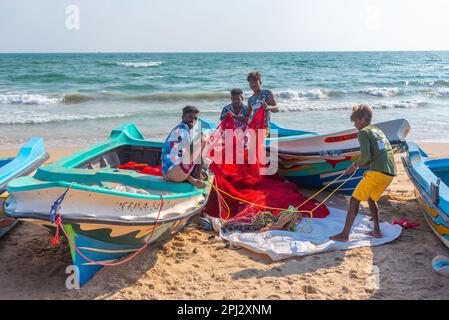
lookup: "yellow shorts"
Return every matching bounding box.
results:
[352,170,394,202]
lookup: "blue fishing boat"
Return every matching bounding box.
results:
[201,118,410,195]
[0,138,49,238]
[4,124,211,285]
[402,142,449,249]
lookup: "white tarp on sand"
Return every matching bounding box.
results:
[219,207,403,261]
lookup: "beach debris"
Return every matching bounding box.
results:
[259,208,303,232]
[204,235,223,244]
[432,255,449,276]
[200,217,213,231]
[392,217,420,229]
[224,242,242,250]
[222,206,303,233]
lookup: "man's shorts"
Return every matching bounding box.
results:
[352,170,394,202]
[164,163,196,183]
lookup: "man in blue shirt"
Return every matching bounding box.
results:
[220,88,248,129]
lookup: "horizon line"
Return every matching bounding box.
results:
[1,49,449,54]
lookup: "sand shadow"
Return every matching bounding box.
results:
[227,188,350,281]
[230,249,346,280]
[366,195,449,299]
[362,158,449,300]
[0,221,173,299]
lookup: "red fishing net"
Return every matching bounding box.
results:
[203,108,329,221]
[117,162,163,176]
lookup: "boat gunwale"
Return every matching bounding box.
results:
[3,195,207,226]
[43,123,161,170]
[273,139,405,157]
[0,152,49,193]
[268,118,409,157]
[44,142,163,170]
[401,145,449,225]
[8,123,209,201]
[6,177,207,201]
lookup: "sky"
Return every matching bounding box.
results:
[1,0,449,53]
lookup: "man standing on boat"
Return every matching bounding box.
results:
[161,106,206,189]
[245,72,279,136]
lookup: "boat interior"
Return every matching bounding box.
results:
[77,145,162,170]
[0,159,13,168]
[60,144,199,194]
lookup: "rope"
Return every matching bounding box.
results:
[51,185,165,267]
[49,183,74,224]
[210,171,356,233]
[209,171,356,218]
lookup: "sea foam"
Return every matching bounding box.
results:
[276,89,345,101]
[0,113,131,125]
[0,92,63,105]
[359,87,401,97]
[117,61,162,68]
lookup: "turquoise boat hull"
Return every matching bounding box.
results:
[402,142,449,249]
[21,212,198,286]
[4,124,211,285]
[0,138,49,238]
[0,137,49,193]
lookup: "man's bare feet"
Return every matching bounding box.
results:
[193,179,207,189]
[366,230,383,238]
[330,233,350,242]
[187,175,207,189]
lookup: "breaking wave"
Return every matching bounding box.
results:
[0,92,63,105]
[278,99,426,112]
[126,92,229,102]
[359,87,401,97]
[276,89,345,100]
[435,88,449,96]
[406,79,449,87]
[0,113,132,125]
[2,84,446,108]
[374,99,426,109]
[117,61,163,68]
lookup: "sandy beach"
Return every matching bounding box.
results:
[1,143,449,300]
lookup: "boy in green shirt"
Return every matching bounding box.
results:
[330,104,397,242]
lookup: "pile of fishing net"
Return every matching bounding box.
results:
[203,108,329,224]
[117,162,163,176]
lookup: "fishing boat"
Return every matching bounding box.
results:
[402,142,449,249]
[4,124,211,285]
[201,118,410,195]
[0,138,49,238]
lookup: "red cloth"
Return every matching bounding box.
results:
[203,108,329,221]
[117,162,163,176]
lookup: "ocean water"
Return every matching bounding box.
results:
[0,51,449,147]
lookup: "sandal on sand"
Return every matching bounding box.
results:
[392,217,420,229]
